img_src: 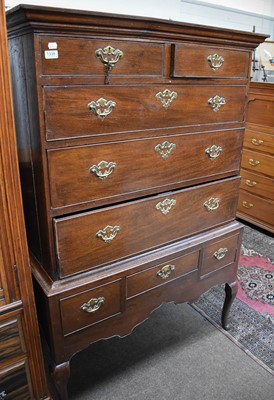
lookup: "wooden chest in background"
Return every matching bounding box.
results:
[6,5,267,399]
[237,82,274,233]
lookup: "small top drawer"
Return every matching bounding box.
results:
[60,279,121,336]
[126,250,199,298]
[200,234,239,277]
[171,44,249,78]
[40,37,164,78]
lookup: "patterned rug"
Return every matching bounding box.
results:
[192,224,274,375]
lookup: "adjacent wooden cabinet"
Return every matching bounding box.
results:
[237,82,274,233]
[0,2,50,399]
[6,5,267,399]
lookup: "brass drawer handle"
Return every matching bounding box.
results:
[87,97,116,120]
[213,247,228,260]
[156,89,177,109]
[243,201,253,209]
[80,297,105,313]
[95,46,124,84]
[157,264,175,280]
[207,53,224,71]
[204,197,220,212]
[90,160,117,180]
[251,138,264,146]
[245,179,257,187]
[95,45,123,69]
[208,95,226,112]
[155,141,176,159]
[96,225,121,243]
[205,145,222,160]
[156,198,176,215]
[248,158,260,167]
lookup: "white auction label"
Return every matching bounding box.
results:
[44,50,59,59]
[48,42,58,49]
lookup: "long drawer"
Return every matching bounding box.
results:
[54,176,240,277]
[241,149,274,177]
[48,129,243,209]
[44,85,246,141]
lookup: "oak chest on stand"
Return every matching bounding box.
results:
[6,5,267,399]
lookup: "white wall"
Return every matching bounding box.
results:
[5,0,274,38]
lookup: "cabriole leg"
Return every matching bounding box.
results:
[221,281,238,330]
[51,360,70,400]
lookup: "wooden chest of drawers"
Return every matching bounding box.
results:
[237,82,274,233]
[7,5,267,399]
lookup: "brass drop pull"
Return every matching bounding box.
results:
[81,297,105,313]
[90,160,117,180]
[213,247,228,260]
[155,198,176,215]
[87,97,116,120]
[208,95,226,112]
[243,201,253,209]
[251,138,264,146]
[205,145,222,160]
[204,197,220,212]
[155,89,178,109]
[155,141,176,159]
[245,179,257,187]
[96,225,121,243]
[157,264,175,280]
[95,45,123,84]
[248,159,260,167]
[207,53,224,71]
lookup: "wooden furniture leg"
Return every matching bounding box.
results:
[51,361,70,400]
[221,281,238,330]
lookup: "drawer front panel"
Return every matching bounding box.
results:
[240,170,274,200]
[48,129,243,209]
[200,234,239,277]
[60,280,121,335]
[172,44,249,78]
[0,361,31,400]
[238,190,274,226]
[40,38,164,77]
[246,98,274,127]
[126,250,199,298]
[0,318,24,363]
[244,129,274,155]
[45,85,246,140]
[54,177,240,277]
[241,149,274,177]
